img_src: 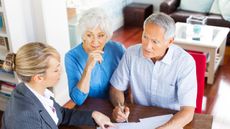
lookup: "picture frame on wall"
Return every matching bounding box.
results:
[0,13,6,33]
[0,14,3,31]
[0,37,9,50]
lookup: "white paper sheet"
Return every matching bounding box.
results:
[97,114,173,129]
[139,114,173,129]
[100,122,141,129]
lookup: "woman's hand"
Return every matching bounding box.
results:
[76,50,104,95]
[86,50,104,71]
[92,111,114,129]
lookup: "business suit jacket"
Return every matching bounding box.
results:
[1,83,95,129]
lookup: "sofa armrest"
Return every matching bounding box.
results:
[160,0,180,14]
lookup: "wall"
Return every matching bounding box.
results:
[39,0,71,105]
[68,0,133,47]
[3,0,33,52]
[4,0,71,105]
[67,0,132,31]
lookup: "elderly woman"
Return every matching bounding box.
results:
[1,42,113,129]
[65,8,125,106]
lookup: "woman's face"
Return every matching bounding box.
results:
[42,57,62,87]
[82,26,107,52]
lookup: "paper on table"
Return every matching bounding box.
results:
[139,114,173,129]
[97,114,174,129]
[139,114,173,122]
[97,122,141,129]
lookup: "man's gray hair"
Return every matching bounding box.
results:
[78,8,113,41]
[144,12,175,40]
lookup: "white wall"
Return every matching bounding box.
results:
[68,0,129,31]
[40,0,70,105]
[132,0,164,12]
[4,0,71,105]
[68,0,132,48]
[30,0,46,42]
[3,0,33,52]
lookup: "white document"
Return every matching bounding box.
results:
[97,114,173,129]
[100,122,141,129]
[139,114,173,129]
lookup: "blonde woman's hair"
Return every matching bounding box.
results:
[2,42,60,82]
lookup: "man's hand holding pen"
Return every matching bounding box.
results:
[112,103,130,123]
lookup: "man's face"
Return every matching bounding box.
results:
[142,23,172,60]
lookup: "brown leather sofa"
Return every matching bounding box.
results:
[160,0,230,45]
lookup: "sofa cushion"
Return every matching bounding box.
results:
[209,0,221,14]
[219,0,230,21]
[170,10,207,22]
[207,14,230,27]
[179,0,214,13]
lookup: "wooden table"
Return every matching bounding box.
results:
[59,98,213,129]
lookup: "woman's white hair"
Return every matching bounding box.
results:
[144,12,175,41]
[78,8,113,42]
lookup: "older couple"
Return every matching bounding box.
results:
[65,8,197,129]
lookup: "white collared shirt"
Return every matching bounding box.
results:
[110,44,197,110]
[26,84,59,124]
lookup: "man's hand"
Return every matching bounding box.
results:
[112,105,130,122]
[92,111,114,129]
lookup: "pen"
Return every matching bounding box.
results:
[118,103,129,123]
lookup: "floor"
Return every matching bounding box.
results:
[112,26,230,129]
[1,26,230,129]
[204,48,230,129]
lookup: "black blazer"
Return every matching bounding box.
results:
[1,83,95,129]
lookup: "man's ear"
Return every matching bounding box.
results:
[31,74,44,82]
[166,37,174,47]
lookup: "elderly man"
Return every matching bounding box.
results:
[110,13,197,129]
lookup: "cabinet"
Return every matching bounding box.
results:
[0,0,18,111]
[124,3,153,27]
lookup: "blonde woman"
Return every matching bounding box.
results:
[1,42,113,129]
[65,8,125,105]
